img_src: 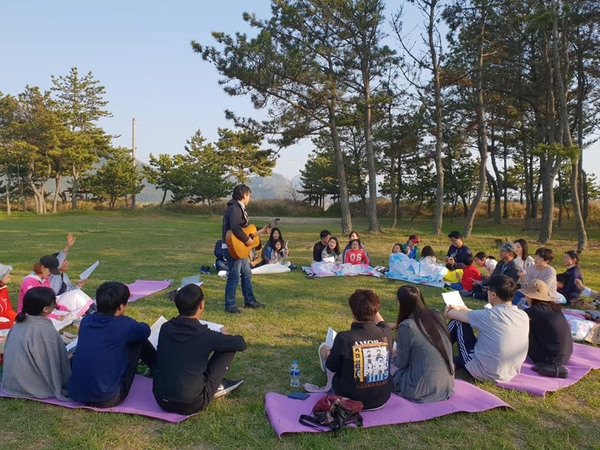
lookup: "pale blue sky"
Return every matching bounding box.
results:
[1,1,598,181]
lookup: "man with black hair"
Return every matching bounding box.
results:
[68,281,155,407]
[312,230,331,262]
[444,275,529,383]
[153,284,247,414]
[444,231,472,271]
[222,184,270,313]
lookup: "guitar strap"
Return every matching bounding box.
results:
[240,202,249,227]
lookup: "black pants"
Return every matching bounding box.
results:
[155,351,236,415]
[85,339,156,408]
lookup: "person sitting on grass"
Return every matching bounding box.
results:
[444,275,529,383]
[1,287,71,400]
[419,246,438,264]
[474,252,497,277]
[68,281,156,408]
[322,236,343,264]
[557,251,588,309]
[392,285,454,403]
[519,279,572,378]
[0,263,17,330]
[400,235,420,260]
[313,230,331,262]
[344,239,370,266]
[325,289,393,410]
[342,231,369,261]
[472,242,520,300]
[449,255,482,297]
[153,284,247,414]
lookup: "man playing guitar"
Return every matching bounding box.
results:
[221,184,270,313]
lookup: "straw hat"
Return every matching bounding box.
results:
[518,279,553,302]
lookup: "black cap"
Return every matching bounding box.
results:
[39,255,60,275]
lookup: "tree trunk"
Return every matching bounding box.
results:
[463,7,488,239]
[52,174,62,213]
[5,178,11,216]
[71,164,79,211]
[328,105,352,233]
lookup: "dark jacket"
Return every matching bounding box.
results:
[446,244,472,270]
[558,266,583,303]
[152,316,247,404]
[222,198,249,243]
[326,321,393,409]
[525,303,573,365]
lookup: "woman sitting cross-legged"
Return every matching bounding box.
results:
[519,279,572,378]
[1,287,71,400]
[391,285,455,402]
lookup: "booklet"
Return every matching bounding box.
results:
[149,315,223,349]
[79,261,99,281]
[441,290,466,308]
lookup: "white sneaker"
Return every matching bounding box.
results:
[213,379,243,399]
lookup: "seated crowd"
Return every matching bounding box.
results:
[0,229,591,415]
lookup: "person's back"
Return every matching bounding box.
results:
[325,289,392,410]
[152,317,246,405]
[467,304,528,382]
[153,284,247,414]
[526,302,572,365]
[461,264,482,291]
[69,282,152,406]
[394,315,454,403]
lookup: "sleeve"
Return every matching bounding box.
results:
[325,333,345,373]
[467,309,487,330]
[227,204,249,243]
[395,322,414,370]
[126,319,151,343]
[362,250,370,265]
[313,243,322,261]
[211,332,248,353]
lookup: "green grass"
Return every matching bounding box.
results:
[1,210,600,449]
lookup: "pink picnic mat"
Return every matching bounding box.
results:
[126,280,172,302]
[496,342,600,396]
[265,379,510,438]
[0,375,191,423]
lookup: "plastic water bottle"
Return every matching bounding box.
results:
[290,360,300,387]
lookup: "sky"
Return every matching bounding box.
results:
[1,0,599,182]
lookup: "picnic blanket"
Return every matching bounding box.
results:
[385,253,447,287]
[304,262,383,278]
[0,375,191,423]
[265,379,510,438]
[126,280,172,302]
[218,263,291,278]
[496,342,600,396]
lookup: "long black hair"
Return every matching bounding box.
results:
[396,285,454,375]
[16,287,56,323]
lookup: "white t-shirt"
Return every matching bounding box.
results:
[466,304,529,382]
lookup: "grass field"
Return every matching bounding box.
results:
[1,210,600,449]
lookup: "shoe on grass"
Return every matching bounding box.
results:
[225,306,243,314]
[214,379,243,399]
[244,301,266,309]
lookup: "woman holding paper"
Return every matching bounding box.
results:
[392,285,454,403]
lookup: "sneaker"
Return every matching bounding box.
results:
[244,301,266,309]
[225,306,243,314]
[213,379,243,399]
[318,343,330,372]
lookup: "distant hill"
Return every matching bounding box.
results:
[137,171,302,203]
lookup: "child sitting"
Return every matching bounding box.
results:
[449,255,482,297]
[419,246,437,265]
[474,252,497,277]
[68,281,156,407]
[0,263,17,330]
[322,237,343,264]
[344,239,370,265]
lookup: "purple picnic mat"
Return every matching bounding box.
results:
[265,379,510,438]
[0,375,192,423]
[496,342,600,396]
[126,280,172,302]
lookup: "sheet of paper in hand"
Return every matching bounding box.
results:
[442,290,466,308]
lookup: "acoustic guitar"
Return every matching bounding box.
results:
[226,218,280,260]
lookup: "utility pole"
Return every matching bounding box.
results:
[132,117,136,211]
